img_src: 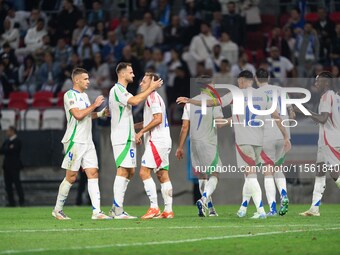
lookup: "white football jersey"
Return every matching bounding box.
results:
[231,88,269,146]
[318,90,340,147]
[109,83,135,146]
[182,95,223,146]
[61,89,92,144]
[143,91,172,148]
[258,84,291,140]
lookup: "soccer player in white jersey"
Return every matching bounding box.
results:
[176,92,224,217]
[134,73,174,219]
[109,62,163,219]
[299,72,340,216]
[254,68,295,216]
[177,70,291,219]
[52,68,111,220]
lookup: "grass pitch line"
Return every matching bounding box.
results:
[0,224,326,234]
[1,227,340,254]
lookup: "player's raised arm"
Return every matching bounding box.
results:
[176,97,218,107]
[128,77,163,106]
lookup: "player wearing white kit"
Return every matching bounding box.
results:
[255,68,294,216]
[299,72,340,216]
[134,73,174,219]
[177,70,291,219]
[52,68,111,220]
[176,93,224,217]
[109,62,163,219]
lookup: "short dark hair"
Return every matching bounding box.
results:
[71,67,88,80]
[318,71,335,90]
[255,68,269,83]
[116,62,132,74]
[8,126,17,134]
[221,59,230,65]
[144,72,160,81]
[238,70,253,79]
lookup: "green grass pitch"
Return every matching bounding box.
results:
[1,204,340,255]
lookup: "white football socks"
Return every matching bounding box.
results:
[311,176,326,211]
[161,181,173,212]
[264,175,276,212]
[113,176,129,208]
[88,178,101,214]
[274,171,288,198]
[143,178,158,208]
[55,178,72,212]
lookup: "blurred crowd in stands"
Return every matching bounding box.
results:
[1,0,340,118]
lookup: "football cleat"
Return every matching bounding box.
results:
[141,207,161,219]
[236,210,246,218]
[299,209,320,217]
[155,211,174,219]
[279,197,289,216]
[52,210,71,220]
[267,210,278,216]
[209,209,219,217]
[114,211,137,219]
[196,199,207,217]
[251,212,267,219]
[91,211,112,220]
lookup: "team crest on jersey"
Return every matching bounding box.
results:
[125,92,129,97]
[69,100,75,105]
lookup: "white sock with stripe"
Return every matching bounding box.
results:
[161,181,173,212]
[143,178,158,208]
[247,174,265,214]
[264,176,276,212]
[88,178,101,214]
[198,179,207,196]
[240,178,251,212]
[311,176,326,211]
[335,177,340,190]
[274,171,288,198]
[55,178,72,212]
[202,176,218,205]
[113,176,129,208]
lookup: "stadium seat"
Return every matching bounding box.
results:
[305,12,319,23]
[8,92,29,110]
[41,108,65,130]
[21,109,40,130]
[0,109,17,130]
[57,91,66,107]
[330,12,340,23]
[32,91,53,108]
